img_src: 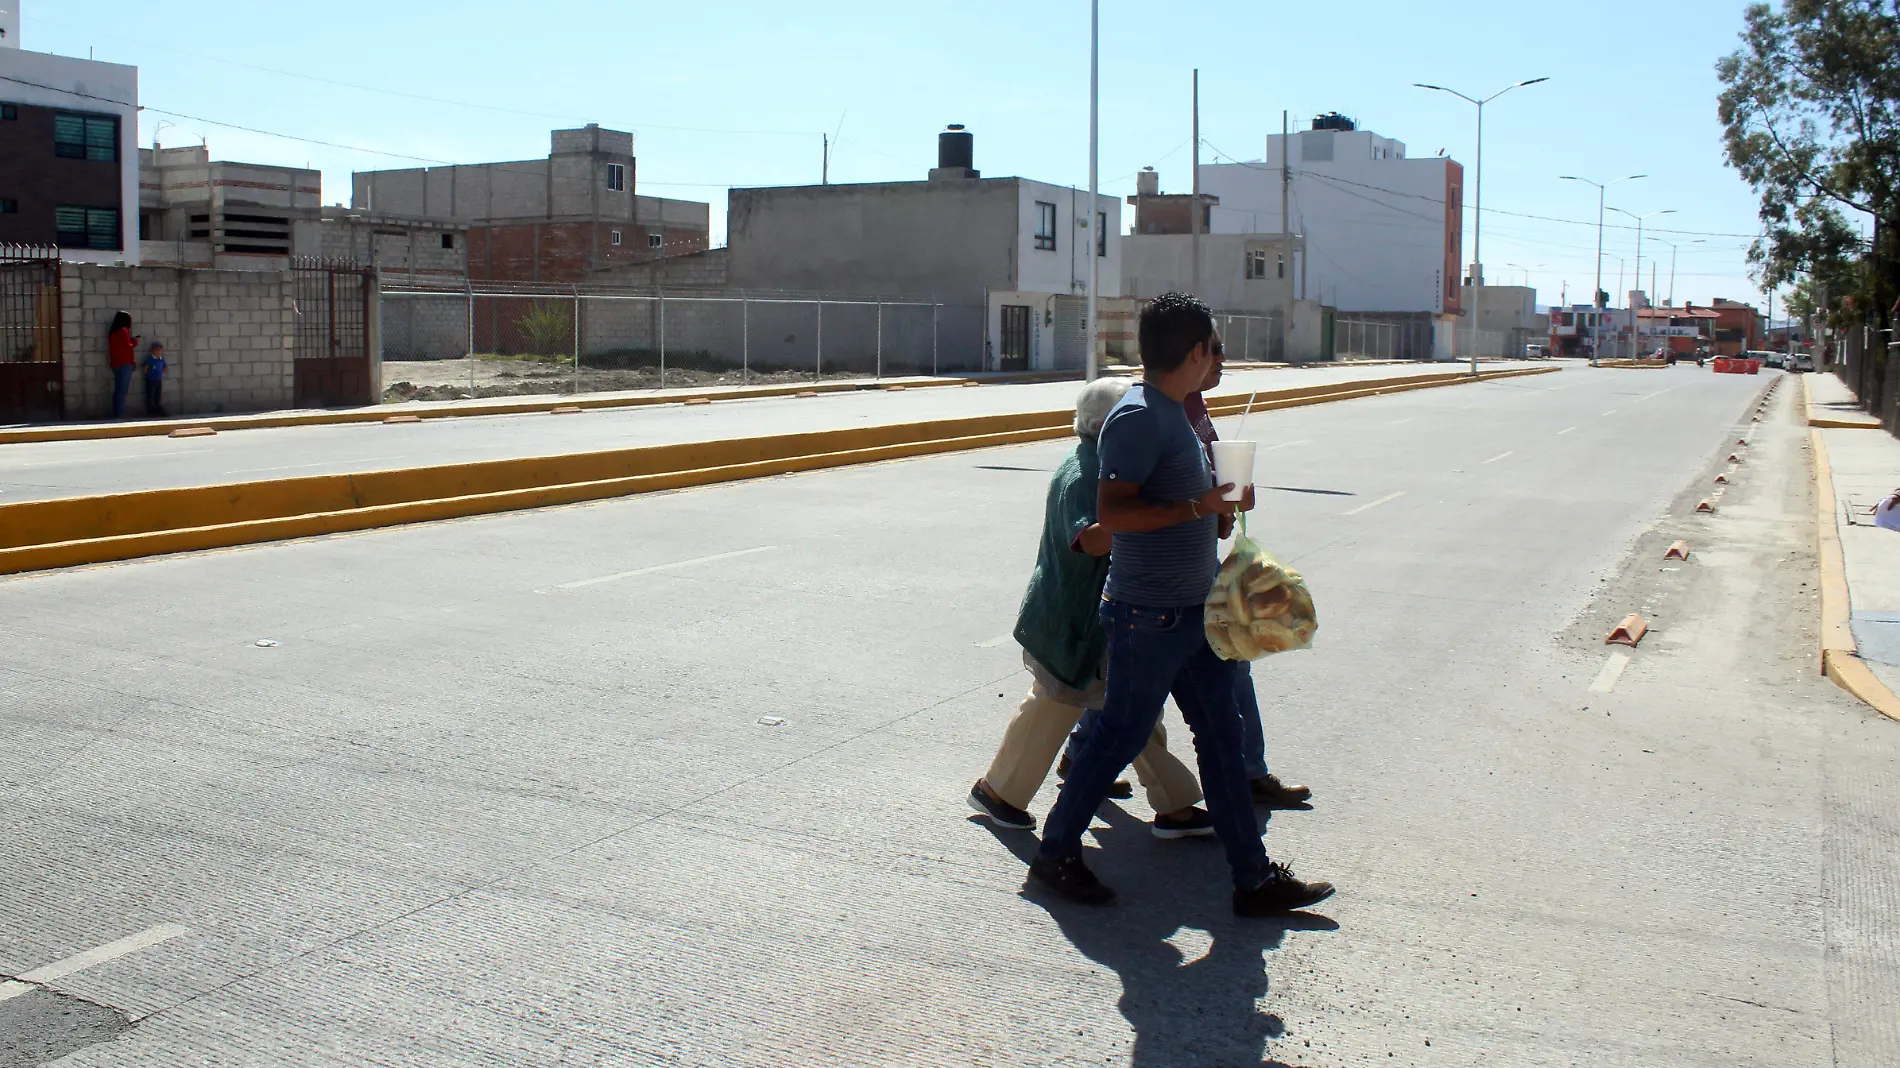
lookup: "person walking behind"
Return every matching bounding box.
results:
[139,341,169,418]
[1066,342,1314,808]
[107,311,138,419]
[1183,350,1312,809]
[970,377,1213,840]
[1029,293,1333,917]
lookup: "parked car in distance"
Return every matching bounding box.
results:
[1525,343,1548,359]
[1789,352,1816,372]
[1751,350,1785,369]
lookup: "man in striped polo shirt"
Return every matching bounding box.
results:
[1029,293,1333,917]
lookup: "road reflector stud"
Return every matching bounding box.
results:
[1728,454,1743,463]
[1737,438,1747,445]
[1606,614,1649,647]
[168,426,217,438]
[1664,541,1689,560]
[1696,499,1716,513]
[382,415,421,425]
[684,398,712,406]
[1714,472,1729,484]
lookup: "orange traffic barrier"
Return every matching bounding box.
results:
[1664,541,1689,560]
[168,426,217,438]
[382,415,422,425]
[1696,499,1716,513]
[1606,614,1650,646]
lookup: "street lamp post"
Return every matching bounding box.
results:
[1559,173,1645,363]
[1608,206,1675,359]
[1647,236,1704,307]
[1084,0,1100,382]
[1416,77,1549,374]
[1506,262,1545,287]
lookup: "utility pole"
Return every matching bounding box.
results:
[1084,0,1099,381]
[822,135,828,185]
[1281,109,1290,301]
[1190,68,1201,301]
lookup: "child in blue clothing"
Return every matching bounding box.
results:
[139,341,169,417]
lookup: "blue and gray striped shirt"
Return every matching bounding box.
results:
[1098,383,1218,608]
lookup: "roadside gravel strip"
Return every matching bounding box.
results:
[0,366,1555,576]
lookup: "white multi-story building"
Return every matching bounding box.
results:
[1198,115,1462,318]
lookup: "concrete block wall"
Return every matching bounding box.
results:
[383,293,470,361]
[60,264,296,417]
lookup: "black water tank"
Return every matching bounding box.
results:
[939,124,974,170]
[1311,112,1356,132]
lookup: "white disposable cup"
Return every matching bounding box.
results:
[1210,440,1257,501]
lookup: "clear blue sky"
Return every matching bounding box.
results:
[25,0,1777,312]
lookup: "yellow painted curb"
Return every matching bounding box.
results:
[1809,427,1900,722]
[0,366,1556,577]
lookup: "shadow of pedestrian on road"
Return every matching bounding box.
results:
[988,805,1338,1067]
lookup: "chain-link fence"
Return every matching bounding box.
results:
[379,283,985,403]
[1212,313,1283,363]
[1336,317,1436,361]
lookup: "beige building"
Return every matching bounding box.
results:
[137,145,322,269]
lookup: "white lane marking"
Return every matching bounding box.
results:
[1481,451,1513,465]
[0,924,191,1003]
[1343,491,1406,516]
[1637,385,1680,402]
[975,633,1014,648]
[1460,402,1484,410]
[1603,408,1619,416]
[551,546,778,590]
[1387,417,1414,426]
[1263,440,1310,451]
[1590,651,1632,693]
[1557,426,1577,435]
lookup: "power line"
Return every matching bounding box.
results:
[20,15,820,138]
[1199,139,1763,240]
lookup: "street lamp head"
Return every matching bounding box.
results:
[1517,77,1551,87]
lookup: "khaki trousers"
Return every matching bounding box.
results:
[984,677,1203,814]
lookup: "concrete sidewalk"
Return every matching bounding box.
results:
[1811,371,1900,716]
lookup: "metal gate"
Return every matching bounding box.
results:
[999,304,1031,372]
[1052,296,1086,371]
[0,245,63,423]
[292,260,374,408]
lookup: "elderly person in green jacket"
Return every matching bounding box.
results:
[968,376,1212,839]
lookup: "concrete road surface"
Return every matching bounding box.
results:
[2,366,1896,1067]
[0,362,1536,504]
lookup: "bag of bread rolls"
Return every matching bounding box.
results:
[1203,515,1316,661]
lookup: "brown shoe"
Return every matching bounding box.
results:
[1250,773,1312,808]
[1057,754,1134,801]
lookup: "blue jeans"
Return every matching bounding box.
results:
[1070,657,1270,780]
[1039,599,1267,888]
[110,365,133,418]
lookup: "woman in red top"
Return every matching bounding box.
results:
[107,311,138,419]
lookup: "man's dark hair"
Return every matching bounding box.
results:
[1138,292,1214,372]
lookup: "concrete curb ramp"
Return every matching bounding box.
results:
[1808,427,1900,722]
[0,366,1557,576]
